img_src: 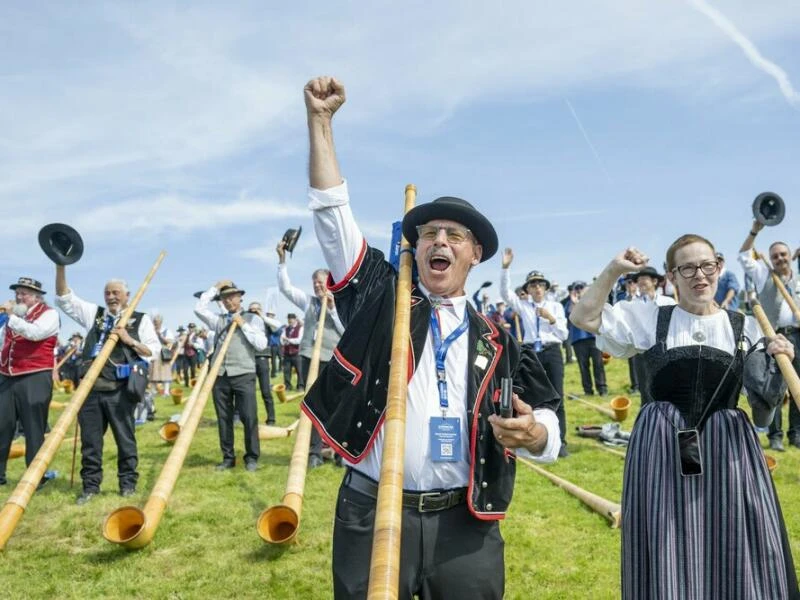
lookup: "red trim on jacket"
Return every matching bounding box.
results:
[302,400,387,465]
[0,303,57,376]
[327,238,368,293]
[467,313,505,521]
[333,348,362,386]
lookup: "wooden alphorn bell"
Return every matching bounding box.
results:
[516,455,621,528]
[367,185,416,600]
[0,250,166,550]
[103,319,239,549]
[256,298,329,544]
[158,360,211,443]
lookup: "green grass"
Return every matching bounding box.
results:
[1,359,798,599]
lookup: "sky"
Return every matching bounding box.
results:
[1,0,799,338]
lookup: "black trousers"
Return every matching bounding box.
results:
[0,371,52,482]
[533,344,566,444]
[254,356,275,424]
[269,344,281,377]
[563,338,574,363]
[212,372,260,463]
[301,355,327,459]
[769,329,800,442]
[628,356,639,391]
[78,386,138,493]
[178,354,197,387]
[283,354,304,390]
[572,338,607,395]
[332,473,504,599]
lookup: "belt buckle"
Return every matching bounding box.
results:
[417,491,442,513]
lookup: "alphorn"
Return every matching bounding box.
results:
[256,298,329,544]
[259,419,299,440]
[750,300,800,410]
[0,251,166,550]
[367,185,416,600]
[567,393,617,420]
[516,455,621,528]
[103,320,239,549]
[158,360,211,443]
[754,251,800,323]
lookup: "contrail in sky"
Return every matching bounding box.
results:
[564,98,614,185]
[687,0,800,109]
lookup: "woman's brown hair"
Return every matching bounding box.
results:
[665,234,716,272]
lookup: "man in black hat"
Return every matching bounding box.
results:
[55,269,160,504]
[0,277,60,488]
[247,301,282,425]
[631,266,675,307]
[301,76,560,599]
[500,250,570,456]
[58,332,84,385]
[195,280,268,471]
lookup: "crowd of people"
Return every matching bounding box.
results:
[0,74,798,599]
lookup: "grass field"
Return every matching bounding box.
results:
[1,357,798,599]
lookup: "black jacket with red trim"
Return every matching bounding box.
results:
[302,243,559,520]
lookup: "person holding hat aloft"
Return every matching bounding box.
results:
[55,268,160,504]
[195,280,268,472]
[0,277,60,488]
[301,76,560,599]
[500,250,570,457]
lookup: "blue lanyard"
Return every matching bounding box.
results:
[430,306,469,416]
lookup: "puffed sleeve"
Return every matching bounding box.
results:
[595,301,659,359]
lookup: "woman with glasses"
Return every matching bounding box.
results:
[570,233,798,599]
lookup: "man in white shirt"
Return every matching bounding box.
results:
[739,220,800,450]
[55,266,160,504]
[500,250,570,456]
[301,75,560,599]
[247,301,282,425]
[0,277,59,488]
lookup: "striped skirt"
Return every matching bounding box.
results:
[622,402,795,599]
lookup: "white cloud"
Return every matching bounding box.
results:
[687,0,800,108]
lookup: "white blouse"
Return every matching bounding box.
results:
[596,302,763,359]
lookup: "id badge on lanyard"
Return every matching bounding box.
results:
[429,307,468,463]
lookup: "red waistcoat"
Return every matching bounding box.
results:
[0,303,58,376]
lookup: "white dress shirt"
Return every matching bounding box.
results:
[500,269,568,345]
[0,303,59,347]
[277,265,345,335]
[193,288,268,352]
[55,290,160,360]
[308,180,560,489]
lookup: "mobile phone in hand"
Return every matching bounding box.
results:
[500,377,513,418]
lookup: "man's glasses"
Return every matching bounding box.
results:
[416,224,473,245]
[672,261,719,279]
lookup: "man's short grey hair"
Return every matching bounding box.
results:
[106,279,129,293]
[312,268,330,280]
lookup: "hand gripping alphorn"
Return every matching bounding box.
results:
[367,185,416,600]
[516,455,622,528]
[158,360,211,443]
[103,320,240,549]
[256,298,329,543]
[0,251,166,550]
[750,300,800,411]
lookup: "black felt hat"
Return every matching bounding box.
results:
[10,277,47,294]
[523,270,551,290]
[632,266,664,283]
[401,197,497,262]
[38,223,84,266]
[282,226,302,255]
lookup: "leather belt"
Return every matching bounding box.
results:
[344,469,467,513]
[776,326,799,336]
